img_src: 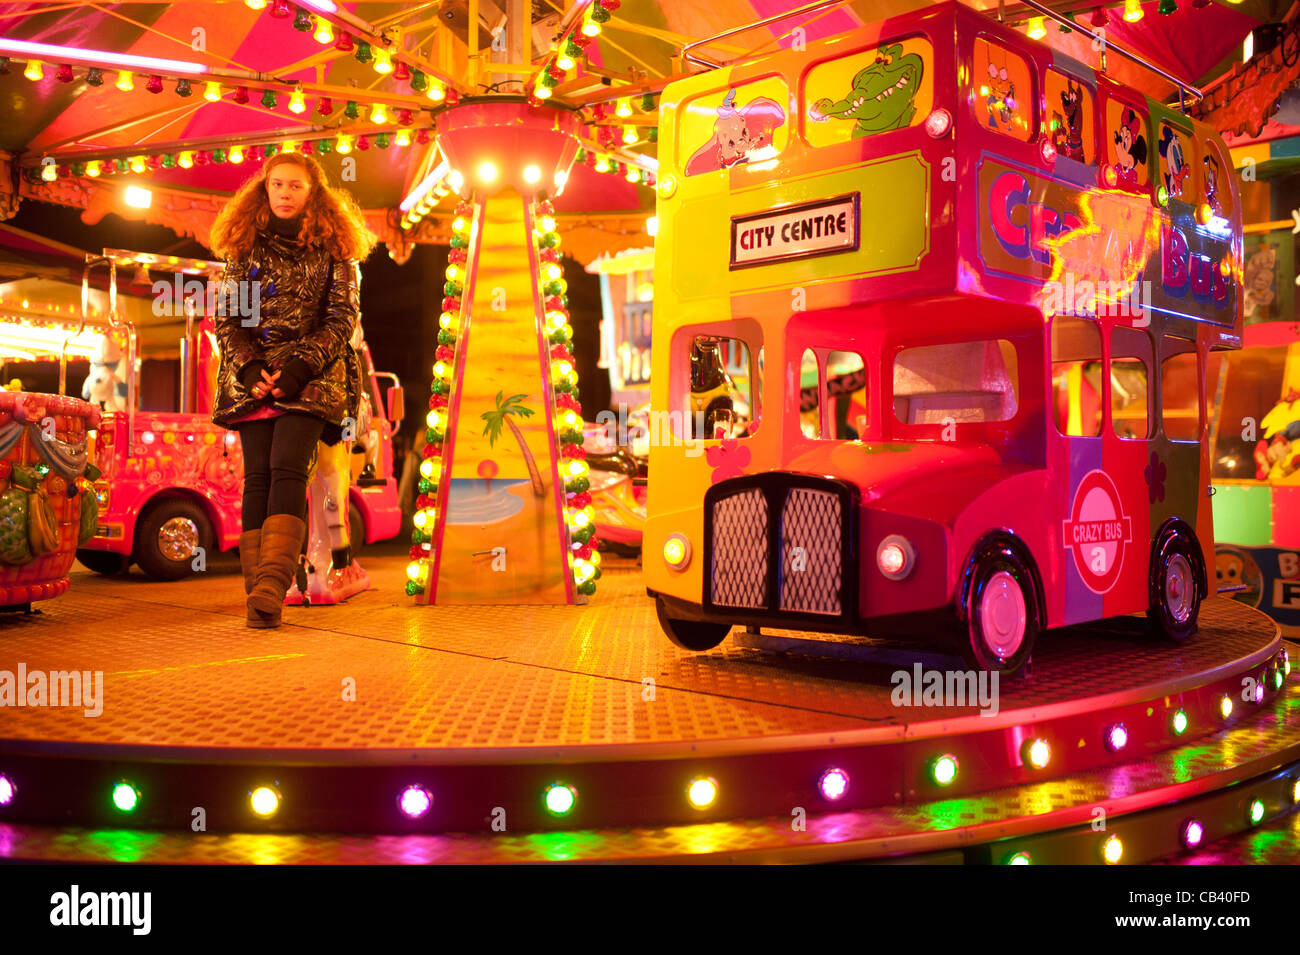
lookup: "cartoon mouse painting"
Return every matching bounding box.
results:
[1158,124,1191,198]
[684,88,787,176]
[1113,108,1147,189]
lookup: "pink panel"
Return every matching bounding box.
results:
[1272,485,1300,548]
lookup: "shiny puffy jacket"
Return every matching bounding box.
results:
[211,229,360,441]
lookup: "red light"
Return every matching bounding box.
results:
[879,543,906,576]
[1040,139,1057,164]
[924,108,952,138]
[1102,165,1118,188]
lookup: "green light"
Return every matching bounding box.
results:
[1006,851,1031,865]
[1276,669,1284,690]
[931,754,958,786]
[1156,185,1169,206]
[544,783,576,816]
[1172,709,1188,735]
[111,781,139,812]
[1249,799,1265,825]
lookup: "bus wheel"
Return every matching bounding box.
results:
[963,544,1040,676]
[75,549,128,576]
[134,500,213,581]
[655,596,731,651]
[1148,531,1201,642]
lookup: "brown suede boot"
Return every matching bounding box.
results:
[238,529,261,594]
[246,514,306,627]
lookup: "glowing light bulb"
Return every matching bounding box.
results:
[426,409,442,429]
[615,98,632,118]
[582,17,601,37]
[1028,16,1046,39]
[40,163,57,183]
[546,263,563,281]
[1124,0,1143,20]
[931,754,958,786]
[623,125,638,145]
[116,70,134,92]
[1182,820,1204,848]
[687,777,717,809]
[229,145,245,164]
[1025,738,1051,769]
[399,785,431,818]
[433,361,447,378]
[289,87,306,113]
[428,81,446,102]
[477,161,498,183]
[544,783,576,815]
[540,215,557,233]
[85,161,101,177]
[370,102,389,124]
[336,135,353,154]
[373,48,393,74]
[314,20,334,44]
[1102,834,1123,864]
[129,155,147,174]
[523,164,541,184]
[1006,852,1031,865]
[178,151,193,169]
[395,129,410,147]
[445,265,460,282]
[554,170,568,188]
[204,81,222,102]
[534,84,552,99]
[1249,799,1265,825]
[1220,695,1233,719]
[406,561,423,579]
[250,786,280,817]
[24,60,43,81]
[647,216,658,236]
[413,509,429,529]
[819,768,849,801]
[557,52,575,71]
[111,781,139,812]
[452,216,467,233]
[0,774,14,806]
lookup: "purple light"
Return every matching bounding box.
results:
[0,38,209,75]
[819,768,849,801]
[1182,819,1204,848]
[0,775,13,806]
[1255,682,1264,703]
[399,785,432,819]
[1106,724,1128,752]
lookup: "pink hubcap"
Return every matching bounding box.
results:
[1166,554,1194,624]
[979,570,1026,659]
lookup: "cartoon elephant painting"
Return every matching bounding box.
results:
[684,88,787,175]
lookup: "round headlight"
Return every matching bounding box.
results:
[663,533,692,571]
[876,534,915,580]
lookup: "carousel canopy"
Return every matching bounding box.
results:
[0,0,1278,263]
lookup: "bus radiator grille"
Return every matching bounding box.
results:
[779,488,843,615]
[710,489,769,608]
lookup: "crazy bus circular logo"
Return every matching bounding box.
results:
[1061,470,1133,594]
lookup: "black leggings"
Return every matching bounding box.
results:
[236,412,325,529]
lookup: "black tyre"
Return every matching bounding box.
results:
[963,542,1041,676]
[655,596,731,651]
[134,499,213,581]
[347,500,366,554]
[1148,529,1202,642]
[75,549,129,575]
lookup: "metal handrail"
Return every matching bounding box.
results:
[1014,0,1203,107]
[681,0,850,70]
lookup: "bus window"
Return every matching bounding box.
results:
[973,37,1032,142]
[1156,121,1194,203]
[680,78,790,176]
[893,340,1018,424]
[1209,346,1288,480]
[1111,327,1152,440]
[1045,69,1093,164]
[1051,317,1103,437]
[799,349,821,438]
[687,334,758,439]
[1161,339,1200,440]
[1104,98,1148,190]
[804,37,933,145]
[828,351,867,440]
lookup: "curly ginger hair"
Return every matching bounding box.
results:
[209,153,378,262]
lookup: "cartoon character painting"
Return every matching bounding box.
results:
[1255,389,1300,480]
[809,43,924,136]
[1113,108,1147,189]
[1158,125,1191,199]
[1204,153,1222,214]
[1054,78,1086,162]
[1243,245,1278,318]
[985,61,1017,131]
[684,88,787,175]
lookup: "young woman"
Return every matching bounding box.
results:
[209,153,376,627]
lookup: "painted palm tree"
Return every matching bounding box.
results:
[481,391,545,497]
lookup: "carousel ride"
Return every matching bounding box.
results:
[0,0,1297,865]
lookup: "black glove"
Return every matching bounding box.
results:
[273,357,313,399]
[239,361,270,392]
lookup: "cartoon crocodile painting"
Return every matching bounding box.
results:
[810,43,924,137]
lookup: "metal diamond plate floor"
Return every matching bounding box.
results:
[0,549,1278,752]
